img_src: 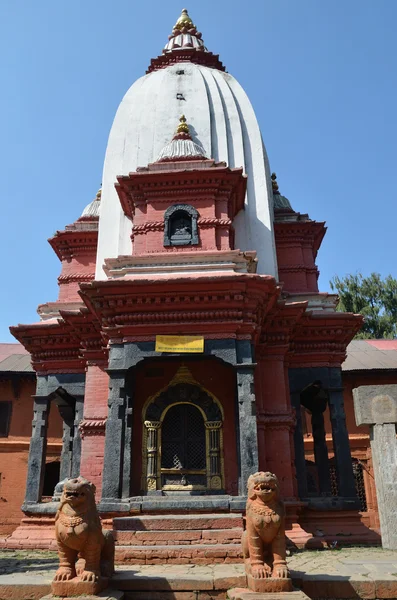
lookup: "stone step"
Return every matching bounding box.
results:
[114,527,243,545]
[113,513,243,531]
[115,543,243,564]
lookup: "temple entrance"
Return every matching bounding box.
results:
[142,366,224,494]
[161,404,206,490]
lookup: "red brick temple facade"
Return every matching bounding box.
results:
[3,9,380,556]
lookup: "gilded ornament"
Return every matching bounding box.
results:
[147,477,157,491]
[174,8,194,30]
[210,475,222,489]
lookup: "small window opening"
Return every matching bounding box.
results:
[164,204,199,247]
[0,402,12,437]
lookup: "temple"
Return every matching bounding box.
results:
[5,9,379,555]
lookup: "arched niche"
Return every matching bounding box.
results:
[163,204,199,246]
[142,366,224,494]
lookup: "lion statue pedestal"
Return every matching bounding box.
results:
[241,471,293,594]
[50,477,115,598]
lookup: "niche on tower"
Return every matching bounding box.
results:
[164,204,199,247]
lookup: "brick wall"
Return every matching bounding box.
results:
[0,378,62,535]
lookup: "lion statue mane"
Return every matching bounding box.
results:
[242,471,289,580]
[53,477,114,584]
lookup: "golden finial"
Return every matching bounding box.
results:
[174,8,194,30]
[271,172,279,194]
[176,114,190,135]
[96,188,102,201]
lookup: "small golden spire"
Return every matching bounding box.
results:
[271,172,280,194]
[176,114,190,135]
[174,8,194,30]
[96,188,102,200]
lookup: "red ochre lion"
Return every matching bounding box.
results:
[242,471,289,580]
[53,477,114,584]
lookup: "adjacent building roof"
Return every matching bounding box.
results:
[0,343,33,373]
[1,340,396,375]
[342,340,397,372]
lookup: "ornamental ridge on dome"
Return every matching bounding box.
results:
[156,115,207,162]
[147,8,226,73]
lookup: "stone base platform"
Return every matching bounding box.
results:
[228,588,309,600]
[41,591,124,600]
[1,548,397,600]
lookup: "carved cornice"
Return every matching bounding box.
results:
[10,305,108,373]
[288,312,363,367]
[79,275,280,342]
[78,419,107,438]
[49,229,98,262]
[58,273,95,284]
[274,220,326,258]
[147,49,226,74]
[257,411,296,430]
[9,320,86,374]
[115,166,246,224]
[258,301,307,354]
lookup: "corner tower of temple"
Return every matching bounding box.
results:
[7,8,379,555]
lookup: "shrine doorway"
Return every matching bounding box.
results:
[142,366,224,494]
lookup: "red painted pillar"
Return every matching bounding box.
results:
[79,362,109,496]
[256,349,297,500]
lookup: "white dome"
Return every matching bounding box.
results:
[81,189,101,218]
[96,61,277,279]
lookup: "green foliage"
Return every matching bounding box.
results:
[330,273,397,339]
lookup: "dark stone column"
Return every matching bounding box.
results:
[329,367,357,500]
[122,391,133,499]
[290,391,308,499]
[235,340,259,497]
[71,395,84,478]
[311,409,332,495]
[100,370,126,505]
[24,395,51,505]
[59,420,73,482]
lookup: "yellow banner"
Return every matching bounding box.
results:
[155,335,204,353]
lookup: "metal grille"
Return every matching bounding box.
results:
[353,460,367,512]
[330,464,338,497]
[161,404,206,470]
[306,458,368,511]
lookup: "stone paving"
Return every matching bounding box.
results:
[2,547,397,598]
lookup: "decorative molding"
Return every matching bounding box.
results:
[78,419,107,438]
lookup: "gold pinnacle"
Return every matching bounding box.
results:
[175,8,194,30]
[176,114,189,135]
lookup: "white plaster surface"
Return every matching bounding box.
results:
[97,63,277,279]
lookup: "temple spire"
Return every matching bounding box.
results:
[147,7,226,73]
[156,115,207,162]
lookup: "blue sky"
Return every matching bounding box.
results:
[0,0,395,341]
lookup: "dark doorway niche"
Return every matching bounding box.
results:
[164,204,199,246]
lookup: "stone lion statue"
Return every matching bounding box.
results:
[242,471,289,580]
[53,477,114,584]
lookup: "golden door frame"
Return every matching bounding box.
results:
[141,366,225,493]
